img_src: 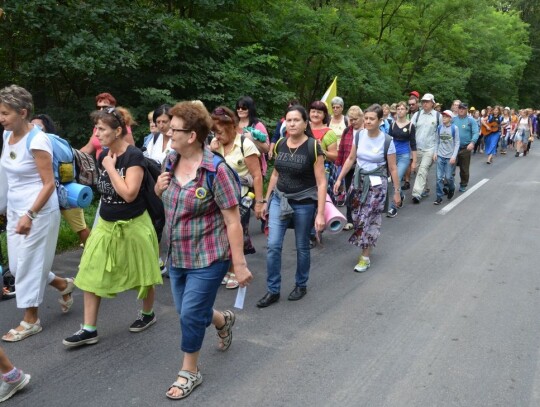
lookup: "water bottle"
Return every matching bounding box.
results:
[241,192,255,208]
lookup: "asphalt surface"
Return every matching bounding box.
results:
[1,146,540,406]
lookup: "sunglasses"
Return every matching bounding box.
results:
[212,108,233,122]
[103,107,125,127]
[97,105,112,110]
[236,106,248,111]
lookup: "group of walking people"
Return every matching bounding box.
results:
[0,83,534,402]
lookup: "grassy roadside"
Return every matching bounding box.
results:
[0,201,99,263]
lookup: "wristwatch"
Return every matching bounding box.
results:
[256,199,268,204]
[26,209,37,220]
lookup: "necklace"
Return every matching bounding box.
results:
[288,145,299,156]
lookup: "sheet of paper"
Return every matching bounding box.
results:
[369,175,382,186]
[234,286,246,309]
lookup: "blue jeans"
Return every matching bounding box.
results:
[390,153,409,209]
[266,194,316,294]
[169,260,230,353]
[436,157,455,198]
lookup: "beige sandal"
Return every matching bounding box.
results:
[58,278,75,313]
[166,370,203,400]
[2,320,42,342]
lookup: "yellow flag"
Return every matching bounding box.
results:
[321,77,337,112]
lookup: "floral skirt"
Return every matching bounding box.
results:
[75,211,163,299]
[348,178,387,249]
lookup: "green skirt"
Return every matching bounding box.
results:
[75,211,163,299]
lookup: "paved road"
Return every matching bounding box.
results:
[2,147,540,406]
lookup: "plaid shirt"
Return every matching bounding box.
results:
[336,126,354,167]
[162,147,240,269]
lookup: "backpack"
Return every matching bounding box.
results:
[141,160,165,242]
[72,148,98,186]
[437,124,457,139]
[5,125,77,208]
[274,137,318,165]
[206,152,242,198]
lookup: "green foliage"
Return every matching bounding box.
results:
[0,0,535,152]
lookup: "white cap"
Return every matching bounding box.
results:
[421,93,435,103]
[442,110,453,118]
[504,106,510,111]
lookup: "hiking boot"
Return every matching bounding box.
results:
[447,189,455,200]
[129,312,156,332]
[63,327,99,348]
[412,196,420,204]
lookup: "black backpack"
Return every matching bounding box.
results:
[142,158,165,242]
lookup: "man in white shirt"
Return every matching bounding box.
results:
[410,93,441,203]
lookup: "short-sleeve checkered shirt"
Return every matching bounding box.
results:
[162,147,240,269]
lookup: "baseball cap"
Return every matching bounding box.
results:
[409,91,420,99]
[458,102,468,109]
[442,110,453,118]
[389,103,397,113]
[469,106,476,111]
[504,106,510,111]
[421,93,435,103]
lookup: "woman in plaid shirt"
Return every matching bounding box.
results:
[155,101,253,400]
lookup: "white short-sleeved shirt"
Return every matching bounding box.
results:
[144,133,172,165]
[1,128,58,213]
[355,129,396,171]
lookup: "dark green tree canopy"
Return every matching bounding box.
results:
[0,0,532,145]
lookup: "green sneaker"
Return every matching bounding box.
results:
[354,257,370,273]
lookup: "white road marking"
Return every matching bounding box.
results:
[437,178,490,215]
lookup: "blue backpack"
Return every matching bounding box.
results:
[206,153,242,199]
[13,125,77,208]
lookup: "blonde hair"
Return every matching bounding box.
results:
[347,105,363,119]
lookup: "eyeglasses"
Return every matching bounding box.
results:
[170,127,191,134]
[97,105,111,110]
[236,106,248,111]
[103,107,125,127]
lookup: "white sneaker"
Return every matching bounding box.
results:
[354,257,370,273]
[0,372,30,402]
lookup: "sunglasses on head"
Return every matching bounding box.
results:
[103,107,125,127]
[212,108,233,122]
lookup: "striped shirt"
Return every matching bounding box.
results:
[162,147,240,269]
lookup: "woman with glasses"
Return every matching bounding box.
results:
[143,104,172,165]
[0,85,74,342]
[154,102,252,400]
[329,96,347,144]
[235,96,269,174]
[80,92,135,159]
[63,106,162,348]
[210,106,263,289]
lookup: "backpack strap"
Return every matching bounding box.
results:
[25,125,42,152]
[307,137,318,165]
[240,134,245,157]
[383,134,392,165]
[206,153,224,192]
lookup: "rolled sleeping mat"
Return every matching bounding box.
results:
[65,182,93,208]
[324,193,346,233]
